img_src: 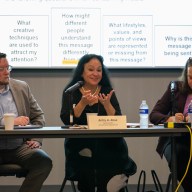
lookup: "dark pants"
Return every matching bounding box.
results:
[164,142,192,192]
[0,144,52,192]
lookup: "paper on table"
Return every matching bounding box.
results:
[0,125,42,129]
[61,125,88,129]
[127,123,154,128]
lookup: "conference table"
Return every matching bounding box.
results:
[0,125,189,192]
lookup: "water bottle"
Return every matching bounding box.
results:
[139,100,149,128]
[188,100,192,124]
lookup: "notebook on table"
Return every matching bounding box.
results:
[0,125,43,129]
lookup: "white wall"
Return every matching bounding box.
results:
[0,69,181,185]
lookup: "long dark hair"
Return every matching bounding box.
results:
[64,54,112,90]
[180,57,192,94]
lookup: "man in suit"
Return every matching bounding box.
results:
[0,52,52,192]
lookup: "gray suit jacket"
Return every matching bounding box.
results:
[9,78,45,126]
[9,78,45,143]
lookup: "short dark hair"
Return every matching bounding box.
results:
[0,53,6,59]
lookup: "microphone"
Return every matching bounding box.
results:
[65,81,84,93]
[170,81,176,93]
[170,81,177,116]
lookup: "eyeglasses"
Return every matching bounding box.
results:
[0,65,12,72]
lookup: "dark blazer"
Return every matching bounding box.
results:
[149,81,188,157]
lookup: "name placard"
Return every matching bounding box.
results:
[87,115,127,129]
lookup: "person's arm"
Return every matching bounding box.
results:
[73,99,88,118]
[17,81,44,146]
[98,90,115,115]
[11,79,45,126]
[109,90,122,115]
[60,88,99,124]
[60,90,73,125]
[26,85,45,147]
[28,91,45,126]
[28,91,45,146]
[74,90,98,117]
[149,82,175,125]
[98,88,122,116]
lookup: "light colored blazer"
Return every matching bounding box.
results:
[9,78,45,126]
[10,78,45,143]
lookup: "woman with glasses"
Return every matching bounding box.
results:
[150,58,192,192]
